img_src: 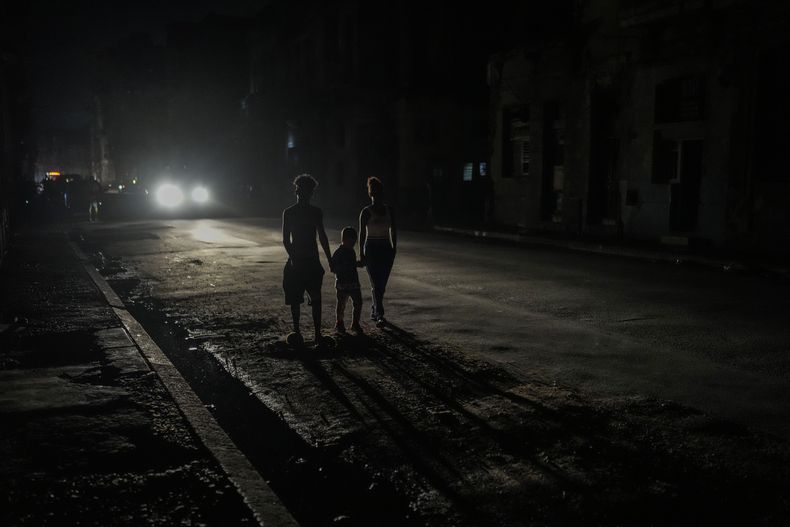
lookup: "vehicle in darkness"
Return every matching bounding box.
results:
[138,175,218,218]
[88,174,218,220]
[151,180,212,212]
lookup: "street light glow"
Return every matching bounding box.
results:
[156,183,184,207]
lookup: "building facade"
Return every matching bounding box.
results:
[244,1,516,224]
[489,0,790,253]
[1,11,33,263]
[0,49,13,262]
[35,130,91,181]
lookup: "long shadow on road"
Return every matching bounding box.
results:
[95,257,790,526]
[271,322,790,526]
[121,299,423,527]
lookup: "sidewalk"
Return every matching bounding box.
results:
[434,224,790,278]
[0,226,275,526]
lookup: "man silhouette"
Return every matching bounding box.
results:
[282,174,333,344]
[88,177,102,222]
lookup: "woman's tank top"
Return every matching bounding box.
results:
[366,205,391,240]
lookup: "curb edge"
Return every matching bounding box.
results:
[67,238,298,527]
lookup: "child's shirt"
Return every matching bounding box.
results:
[331,245,361,290]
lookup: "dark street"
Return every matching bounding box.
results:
[70,217,790,524]
[78,218,790,436]
[4,0,790,525]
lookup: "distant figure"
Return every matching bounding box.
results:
[88,177,102,222]
[282,174,333,344]
[330,226,365,334]
[359,177,397,326]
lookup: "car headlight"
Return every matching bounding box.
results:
[156,183,184,207]
[191,186,209,203]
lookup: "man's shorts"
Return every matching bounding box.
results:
[283,258,324,306]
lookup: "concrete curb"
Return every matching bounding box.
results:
[67,239,298,527]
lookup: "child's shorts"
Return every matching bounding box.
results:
[283,258,324,305]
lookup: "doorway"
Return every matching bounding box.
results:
[588,89,620,225]
[669,139,703,232]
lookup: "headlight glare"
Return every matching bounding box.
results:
[191,186,209,203]
[156,183,184,208]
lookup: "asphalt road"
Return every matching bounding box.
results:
[80,217,790,434]
[75,216,790,525]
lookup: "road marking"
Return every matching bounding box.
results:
[68,239,298,527]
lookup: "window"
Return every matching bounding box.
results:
[286,123,299,169]
[511,119,530,140]
[652,132,703,185]
[655,76,705,123]
[479,162,488,177]
[462,163,474,182]
[511,117,531,177]
[287,121,297,149]
[520,141,531,175]
[503,107,530,178]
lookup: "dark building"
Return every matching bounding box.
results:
[488,0,790,254]
[0,49,15,262]
[93,33,167,187]
[90,95,116,185]
[1,37,33,263]
[35,129,91,181]
[244,1,528,223]
[92,16,251,194]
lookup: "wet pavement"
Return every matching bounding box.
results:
[66,217,790,525]
[0,227,258,526]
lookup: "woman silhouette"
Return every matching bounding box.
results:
[359,177,397,326]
